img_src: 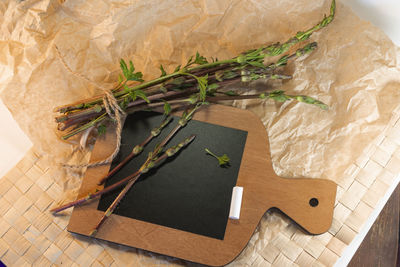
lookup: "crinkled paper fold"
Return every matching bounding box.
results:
[1,0,400,265]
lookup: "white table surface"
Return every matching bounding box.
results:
[345,0,400,46]
[0,98,32,178]
[0,0,399,266]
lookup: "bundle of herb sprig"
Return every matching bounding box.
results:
[51,0,336,236]
[54,0,335,141]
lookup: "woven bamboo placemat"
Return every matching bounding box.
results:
[1,107,400,266]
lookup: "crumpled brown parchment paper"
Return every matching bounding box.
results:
[1,0,400,265]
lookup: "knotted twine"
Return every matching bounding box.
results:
[55,45,125,169]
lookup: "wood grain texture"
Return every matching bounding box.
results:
[67,104,337,266]
[349,183,400,267]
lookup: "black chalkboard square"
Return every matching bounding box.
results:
[98,111,248,240]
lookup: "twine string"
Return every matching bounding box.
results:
[55,45,125,169]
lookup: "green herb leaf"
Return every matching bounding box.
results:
[97,124,107,135]
[223,71,238,80]
[129,71,144,82]
[194,52,208,65]
[248,61,265,68]
[207,83,219,90]
[159,65,167,77]
[169,76,186,86]
[276,55,289,67]
[295,95,328,110]
[205,148,230,167]
[128,91,137,101]
[123,84,131,93]
[120,59,129,79]
[93,104,102,113]
[206,83,219,96]
[129,60,135,73]
[159,85,167,93]
[118,74,123,84]
[174,65,181,73]
[245,47,263,58]
[120,59,144,82]
[206,90,216,97]
[225,90,239,96]
[120,97,129,109]
[135,90,150,103]
[196,74,208,101]
[236,54,247,64]
[268,90,289,102]
[187,94,198,104]
[215,71,224,82]
[124,85,137,101]
[163,101,171,115]
[185,55,194,67]
[249,73,261,81]
[265,43,284,56]
[295,31,311,41]
[217,154,230,166]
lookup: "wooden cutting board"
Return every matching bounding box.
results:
[67,104,336,266]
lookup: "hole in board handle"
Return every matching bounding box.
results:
[309,198,319,207]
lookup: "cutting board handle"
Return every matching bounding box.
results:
[264,176,337,234]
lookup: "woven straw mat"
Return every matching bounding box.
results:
[1,107,400,267]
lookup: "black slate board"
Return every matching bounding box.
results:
[98,111,247,240]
